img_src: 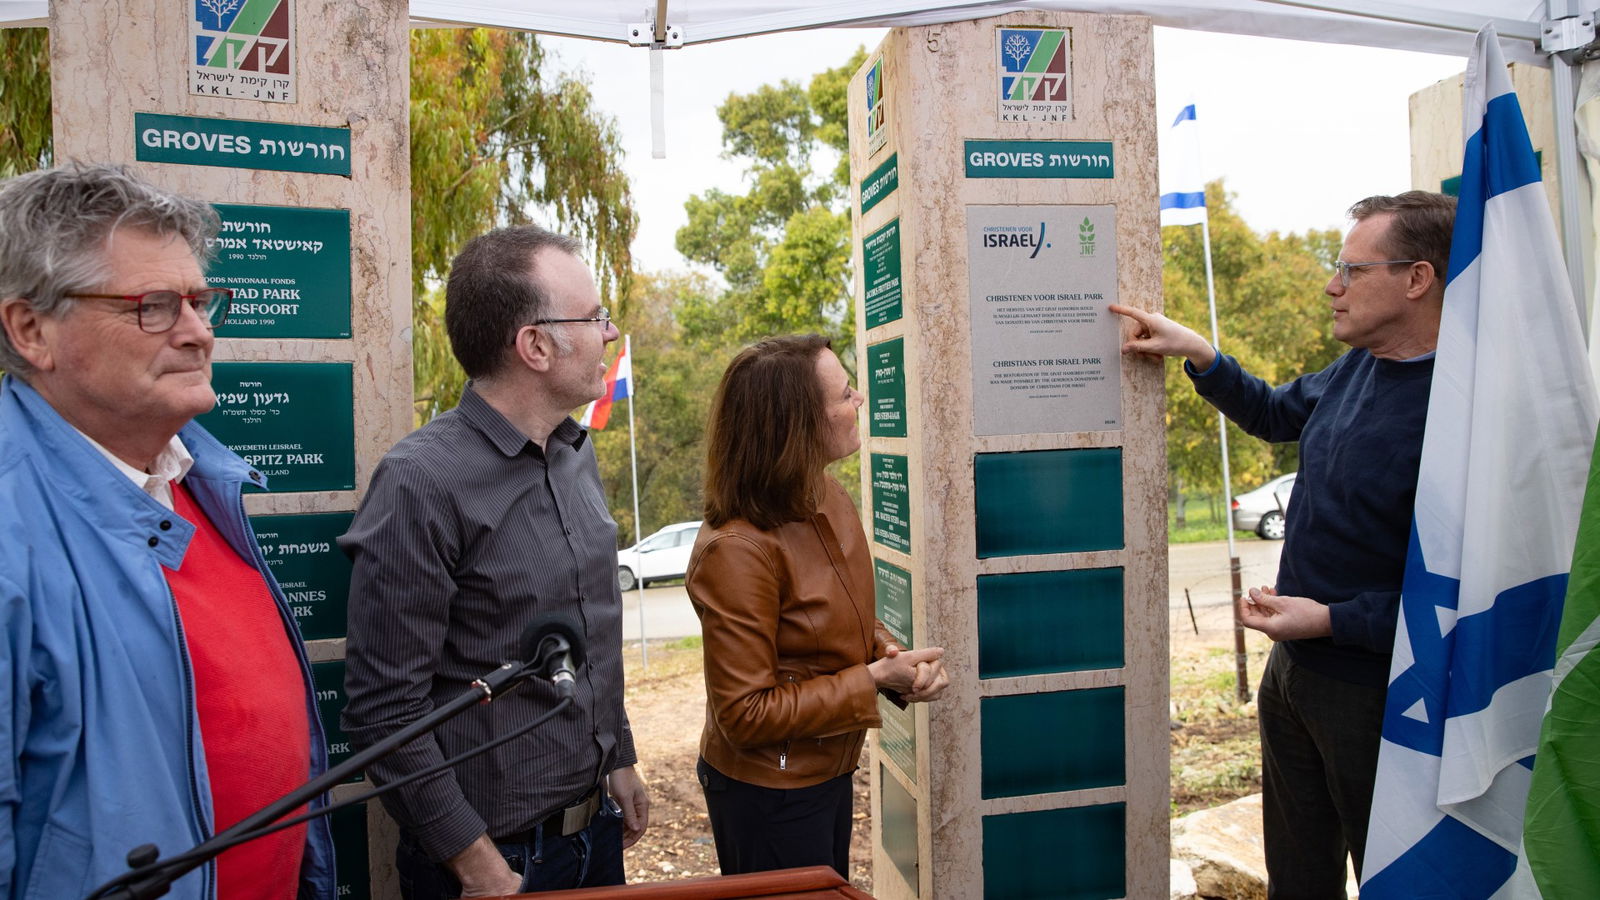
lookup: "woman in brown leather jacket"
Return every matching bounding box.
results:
[686,334,949,880]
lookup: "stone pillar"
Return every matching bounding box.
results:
[847,13,1168,899]
[50,1,411,896]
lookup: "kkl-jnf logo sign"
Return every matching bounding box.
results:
[997,28,1071,123]
[864,56,888,156]
[191,0,296,103]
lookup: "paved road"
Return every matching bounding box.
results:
[621,537,1285,643]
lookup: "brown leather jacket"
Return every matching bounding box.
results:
[686,478,896,789]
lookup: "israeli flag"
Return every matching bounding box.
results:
[1159,101,1206,226]
[1361,25,1598,898]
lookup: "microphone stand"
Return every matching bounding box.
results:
[86,658,560,900]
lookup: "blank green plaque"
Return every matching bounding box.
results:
[974,448,1122,557]
[981,687,1123,798]
[881,764,920,895]
[983,803,1124,899]
[977,568,1123,678]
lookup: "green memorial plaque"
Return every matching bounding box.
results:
[880,764,920,895]
[871,453,911,553]
[878,694,917,782]
[981,687,1124,798]
[964,140,1114,179]
[874,558,914,646]
[311,660,362,783]
[135,112,351,175]
[254,512,354,642]
[330,804,371,900]
[983,804,1124,899]
[974,448,1123,558]
[863,219,903,328]
[860,153,899,214]
[977,567,1123,678]
[867,337,908,438]
[199,362,356,492]
[210,204,351,339]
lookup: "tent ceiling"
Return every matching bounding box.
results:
[0,1,1569,64]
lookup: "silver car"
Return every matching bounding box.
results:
[1231,473,1296,540]
[617,520,702,591]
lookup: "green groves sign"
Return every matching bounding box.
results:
[199,362,356,492]
[254,512,354,641]
[860,153,899,215]
[135,112,350,175]
[868,337,907,438]
[863,219,904,329]
[871,453,911,553]
[964,140,1113,179]
[210,204,351,339]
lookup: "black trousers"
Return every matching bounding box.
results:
[1257,644,1388,900]
[697,757,854,879]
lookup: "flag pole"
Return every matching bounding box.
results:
[624,335,648,672]
[1197,209,1248,703]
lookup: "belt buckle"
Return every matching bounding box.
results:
[559,789,599,836]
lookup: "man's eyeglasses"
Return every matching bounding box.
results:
[1332,259,1418,289]
[530,306,612,330]
[67,288,233,333]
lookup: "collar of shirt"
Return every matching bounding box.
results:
[457,382,588,457]
[74,428,193,511]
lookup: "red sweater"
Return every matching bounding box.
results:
[164,483,310,900]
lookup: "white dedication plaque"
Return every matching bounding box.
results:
[967,205,1121,435]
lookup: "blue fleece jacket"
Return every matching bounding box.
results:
[1188,349,1433,687]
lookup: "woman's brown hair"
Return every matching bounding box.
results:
[703,334,835,530]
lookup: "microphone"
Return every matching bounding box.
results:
[521,615,587,699]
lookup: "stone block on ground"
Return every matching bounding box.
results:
[1171,793,1266,900]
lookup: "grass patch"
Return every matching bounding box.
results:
[1168,494,1257,545]
[1170,642,1271,816]
[666,635,702,651]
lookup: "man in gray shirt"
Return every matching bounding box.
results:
[341,225,649,898]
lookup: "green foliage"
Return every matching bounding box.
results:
[1162,180,1344,497]
[587,271,726,545]
[675,48,867,356]
[408,29,636,423]
[0,29,51,177]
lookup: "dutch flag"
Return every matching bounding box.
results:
[580,335,632,431]
[1360,25,1598,898]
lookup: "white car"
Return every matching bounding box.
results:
[1231,473,1296,540]
[617,520,702,591]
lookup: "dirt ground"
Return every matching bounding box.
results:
[618,602,1273,891]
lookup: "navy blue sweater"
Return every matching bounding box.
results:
[1189,349,1434,687]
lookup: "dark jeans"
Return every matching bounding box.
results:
[697,757,854,879]
[394,800,625,900]
[1258,645,1388,900]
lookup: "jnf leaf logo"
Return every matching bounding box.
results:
[1079,217,1096,256]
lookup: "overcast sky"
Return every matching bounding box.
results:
[544,25,1472,273]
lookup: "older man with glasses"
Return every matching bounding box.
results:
[340,224,649,899]
[0,162,336,898]
[1112,191,1456,899]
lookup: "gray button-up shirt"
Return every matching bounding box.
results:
[340,385,635,861]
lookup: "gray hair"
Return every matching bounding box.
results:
[0,162,220,375]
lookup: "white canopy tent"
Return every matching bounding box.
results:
[6,0,1599,331]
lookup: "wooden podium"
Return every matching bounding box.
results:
[501,867,873,899]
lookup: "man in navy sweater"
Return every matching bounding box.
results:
[1113,191,1455,899]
